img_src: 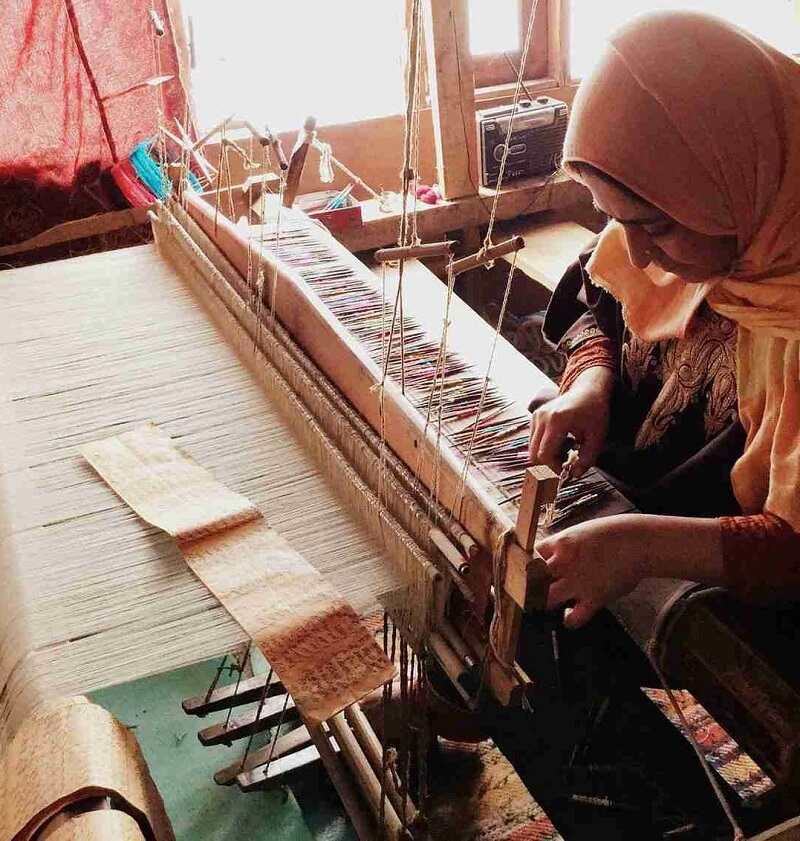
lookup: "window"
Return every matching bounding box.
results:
[468,0,551,88]
[183,0,406,131]
[570,0,800,79]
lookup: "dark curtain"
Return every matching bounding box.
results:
[0,0,190,247]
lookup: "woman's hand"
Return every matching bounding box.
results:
[529,367,613,476]
[536,513,724,629]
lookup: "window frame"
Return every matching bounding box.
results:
[470,0,552,89]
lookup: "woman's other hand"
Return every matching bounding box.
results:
[536,513,724,629]
[529,367,613,476]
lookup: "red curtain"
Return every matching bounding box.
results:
[0,0,189,246]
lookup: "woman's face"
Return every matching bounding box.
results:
[580,168,738,280]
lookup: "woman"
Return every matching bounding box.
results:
[530,11,800,629]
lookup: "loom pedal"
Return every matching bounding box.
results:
[197,693,298,746]
[236,727,340,792]
[212,723,312,785]
[182,673,285,717]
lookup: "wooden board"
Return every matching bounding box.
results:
[422,0,479,200]
[500,217,594,292]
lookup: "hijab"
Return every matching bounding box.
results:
[563,11,800,527]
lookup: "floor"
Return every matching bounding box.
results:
[92,658,356,841]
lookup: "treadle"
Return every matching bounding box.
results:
[214,724,313,786]
[183,650,423,841]
[238,744,323,792]
[197,693,298,746]
[182,673,285,717]
[236,728,340,792]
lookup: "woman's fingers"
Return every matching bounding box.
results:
[563,600,599,629]
[536,419,569,472]
[546,577,574,610]
[528,414,544,464]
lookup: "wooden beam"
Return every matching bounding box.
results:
[182,673,284,717]
[505,542,549,612]
[184,191,534,559]
[547,0,571,85]
[749,817,800,841]
[337,173,588,253]
[0,208,150,257]
[515,465,558,552]
[198,693,298,745]
[422,0,478,199]
[216,725,312,786]
[328,713,405,841]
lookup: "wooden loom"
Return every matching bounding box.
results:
[0,3,570,833]
[0,190,559,839]
[132,183,560,832]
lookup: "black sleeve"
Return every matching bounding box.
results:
[541,233,626,359]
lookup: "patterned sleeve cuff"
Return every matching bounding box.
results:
[559,336,616,394]
[560,326,608,355]
[720,513,800,602]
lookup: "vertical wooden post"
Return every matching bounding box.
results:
[421,0,479,199]
[547,0,571,85]
[515,465,559,552]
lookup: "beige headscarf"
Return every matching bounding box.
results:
[563,11,800,528]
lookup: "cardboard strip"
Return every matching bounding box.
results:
[81,424,395,724]
[0,697,173,841]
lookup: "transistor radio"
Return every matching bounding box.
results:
[477,96,568,188]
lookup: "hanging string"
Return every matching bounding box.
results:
[482,0,541,252]
[377,0,424,509]
[317,140,335,184]
[223,643,251,729]
[453,251,520,517]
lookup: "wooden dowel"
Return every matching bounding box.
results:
[345,704,419,827]
[374,240,457,263]
[429,632,473,701]
[283,116,317,208]
[451,235,525,277]
[439,619,477,671]
[192,114,234,150]
[220,137,259,170]
[515,464,559,552]
[174,119,217,182]
[307,722,376,841]
[264,124,289,171]
[328,713,407,841]
[242,119,269,147]
[430,527,470,576]
[448,521,480,559]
